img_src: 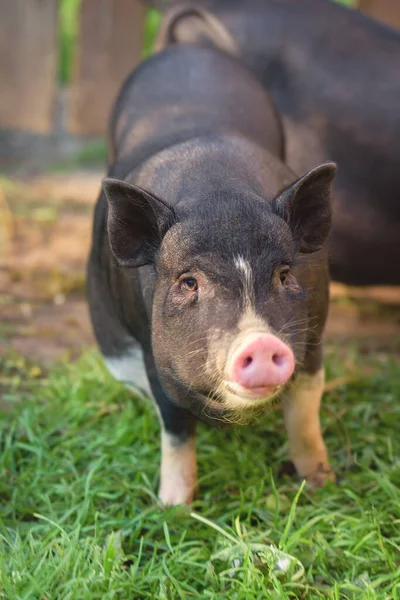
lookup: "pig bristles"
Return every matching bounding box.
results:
[203,377,283,426]
[185,329,305,425]
[204,393,281,426]
[192,348,288,426]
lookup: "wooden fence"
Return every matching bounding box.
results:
[0,0,399,138]
[0,0,146,137]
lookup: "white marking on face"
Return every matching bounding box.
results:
[234,255,253,307]
[237,306,271,336]
[205,260,295,421]
[104,346,152,399]
[282,368,334,486]
[205,306,272,382]
[158,431,198,506]
[223,306,273,374]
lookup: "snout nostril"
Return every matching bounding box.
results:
[272,353,285,367]
[242,355,253,369]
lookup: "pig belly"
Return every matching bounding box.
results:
[103,344,152,399]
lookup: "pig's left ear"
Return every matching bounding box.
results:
[273,162,336,253]
[103,178,175,268]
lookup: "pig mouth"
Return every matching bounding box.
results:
[163,370,284,425]
[180,383,285,426]
[196,381,285,422]
[223,381,283,402]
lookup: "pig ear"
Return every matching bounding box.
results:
[103,178,175,268]
[274,162,336,253]
[155,5,237,55]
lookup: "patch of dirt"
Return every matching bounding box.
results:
[1,170,400,367]
[0,298,93,363]
[0,171,98,364]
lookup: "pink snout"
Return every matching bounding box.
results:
[226,333,295,397]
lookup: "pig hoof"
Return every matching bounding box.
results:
[304,463,335,488]
[158,481,198,506]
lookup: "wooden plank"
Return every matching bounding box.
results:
[358,0,400,30]
[147,0,178,9]
[69,0,146,136]
[0,0,58,134]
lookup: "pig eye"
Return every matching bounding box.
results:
[181,277,198,292]
[279,267,290,285]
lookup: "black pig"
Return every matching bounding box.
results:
[156,0,400,286]
[87,45,336,505]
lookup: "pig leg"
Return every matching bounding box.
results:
[158,428,198,506]
[282,368,334,487]
[105,345,197,505]
[144,354,198,506]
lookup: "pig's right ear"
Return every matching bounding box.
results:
[103,178,175,268]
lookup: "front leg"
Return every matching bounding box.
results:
[159,427,198,506]
[145,356,198,506]
[282,368,334,487]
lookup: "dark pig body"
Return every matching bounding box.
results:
[88,45,335,505]
[157,0,400,285]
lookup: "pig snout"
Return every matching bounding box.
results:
[225,333,295,397]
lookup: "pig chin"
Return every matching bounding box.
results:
[194,384,284,425]
[186,375,287,424]
[163,373,285,426]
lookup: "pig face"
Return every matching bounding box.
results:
[104,163,335,423]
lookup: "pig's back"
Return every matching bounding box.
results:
[109,44,283,169]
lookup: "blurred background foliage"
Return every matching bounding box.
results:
[59,0,161,86]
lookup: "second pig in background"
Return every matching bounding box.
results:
[156,0,400,286]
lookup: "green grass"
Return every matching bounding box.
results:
[45,139,108,174]
[0,349,399,598]
[143,9,162,59]
[59,0,81,86]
